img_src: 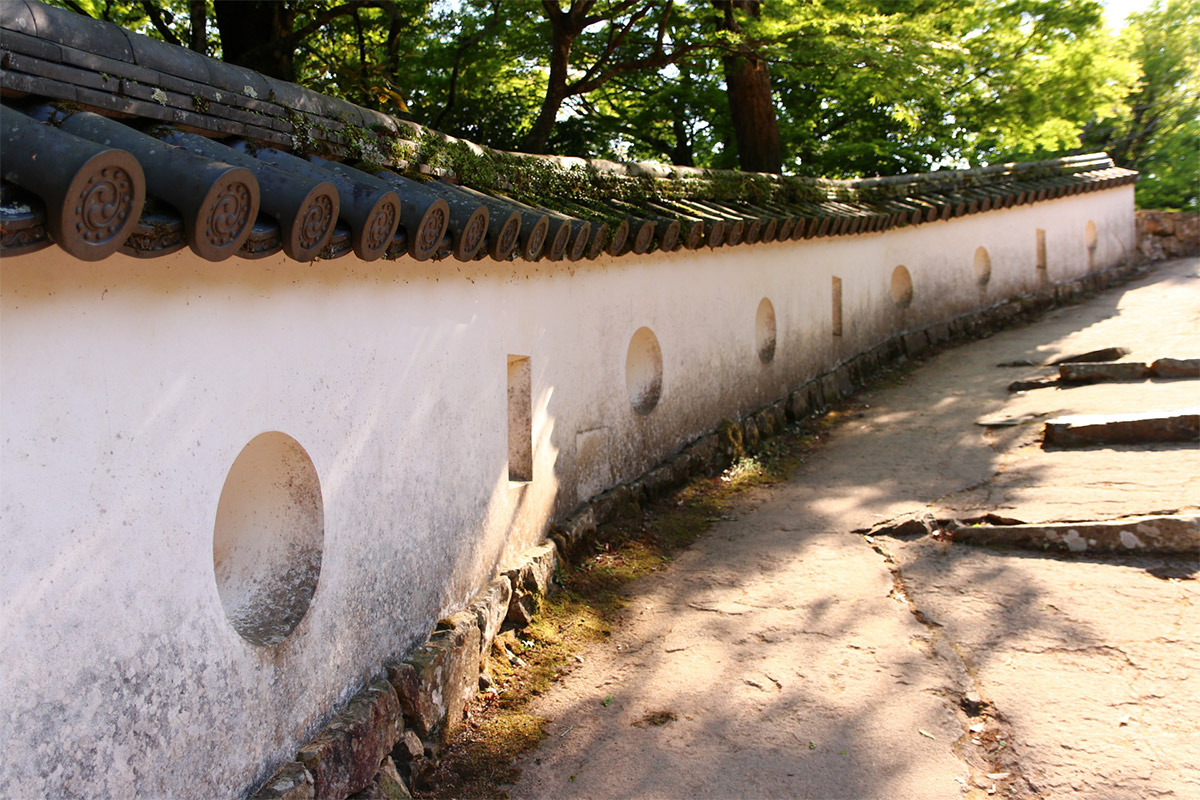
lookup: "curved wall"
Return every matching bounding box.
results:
[0,185,1133,798]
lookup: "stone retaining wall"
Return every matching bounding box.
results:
[1136,210,1199,260]
[250,258,1148,800]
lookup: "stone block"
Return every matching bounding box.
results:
[1058,362,1150,383]
[504,542,557,597]
[819,372,842,404]
[527,542,558,594]
[787,388,810,421]
[1137,209,1175,237]
[549,506,597,563]
[387,617,481,742]
[1150,357,1200,379]
[469,578,512,669]
[883,337,906,364]
[715,419,745,464]
[1051,346,1129,365]
[768,400,788,432]
[807,380,827,412]
[297,681,403,800]
[348,782,385,800]
[373,757,413,799]
[642,464,676,499]
[1054,284,1078,305]
[669,449,698,479]
[1176,213,1199,244]
[751,408,776,439]
[953,515,1199,555]
[834,366,855,398]
[589,484,633,524]
[251,762,315,800]
[506,592,537,627]
[504,542,557,627]
[857,351,879,381]
[390,729,423,772]
[682,434,718,474]
[1162,235,1188,258]
[1138,236,1165,261]
[1043,410,1199,448]
[741,416,760,454]
[902,331,928,358]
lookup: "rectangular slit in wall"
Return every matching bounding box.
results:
[831,277,843,337]
[507,355,532,483]
[1036,229,1047,272]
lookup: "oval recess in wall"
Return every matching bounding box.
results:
[891,265,914,309]
[213,432,324,647]
[974,246,992,287]
[626,326,663,415]
[756,297,777,364]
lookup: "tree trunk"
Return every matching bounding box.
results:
[723,48,782,173]
[188,0,206,54]
[715,0,783,174]
[213,1,297,81]
[671,111,694,166]
[521,11,579,154]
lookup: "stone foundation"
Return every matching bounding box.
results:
[250,259,1149,800]
[1135,210,1199,260]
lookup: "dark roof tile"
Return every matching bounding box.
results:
[0,0,1138,264]
[0,26,63,62]
[126,29,208,83]
[0,66,78,100]
[0,1,38,39]
[56,40,157,83]
[26,0,132,62]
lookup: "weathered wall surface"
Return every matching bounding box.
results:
[0,185,1132,798]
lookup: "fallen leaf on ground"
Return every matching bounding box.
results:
[919,729,935,740]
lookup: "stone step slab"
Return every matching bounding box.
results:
[1151,357,1200,378]
[1043,409,1199,447]
[951,515,1200,555]
[1049,346,1130,365]
[1058,361,1150,383]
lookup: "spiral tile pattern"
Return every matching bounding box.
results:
[569,222,591,261]
[74,166,135,244]
[206,180,254,247]
[417,205,446,255]
[497,217,519,257]
[367,199,399,253]
[462,210,487,255]
[299,194,335,251]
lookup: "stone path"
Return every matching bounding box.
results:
[509,257,1200,800]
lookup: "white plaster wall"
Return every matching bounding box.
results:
[0,185,1132,799]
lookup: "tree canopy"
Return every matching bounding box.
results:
[49,0,1198,208]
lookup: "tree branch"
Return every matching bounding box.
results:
[579,3,657,86]
[571,41,706,96]
[58,0,94,17]
[237,1,384,62]
[434,0,503,129]
[140,1,181,46]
